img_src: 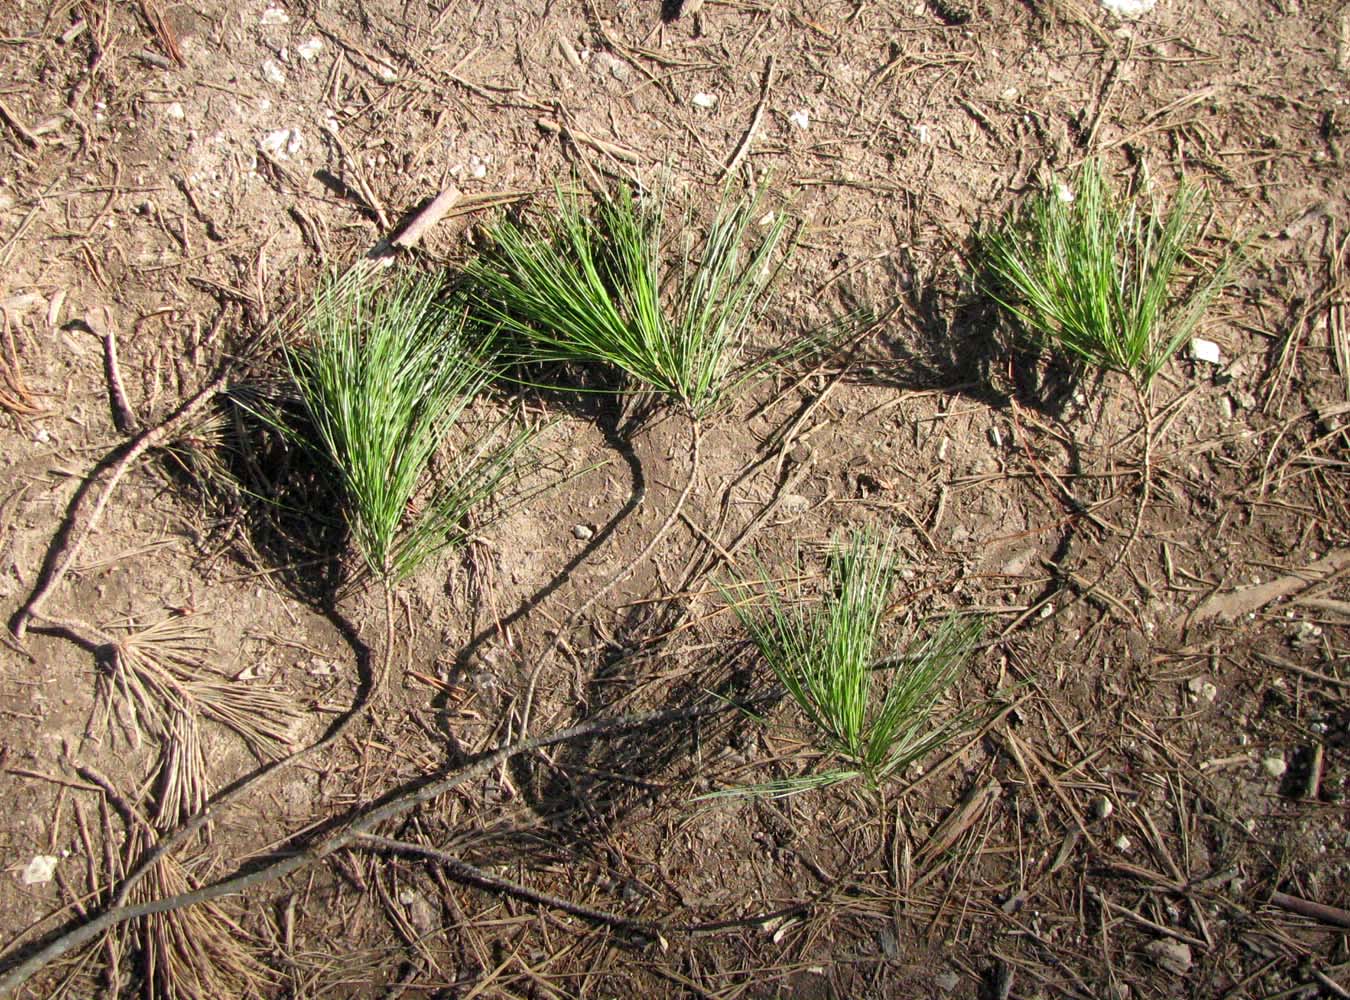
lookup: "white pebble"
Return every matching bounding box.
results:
[297,37,323,61]
[1189,338,1222,364]
[22,855,58,885]
[692,92,718,109]
[788,109,810,129]
[260,127,303,160]
[1099,0,1157,17]
[262,59,285,85]
[1262,755,1287,779]
[260,6,290,25]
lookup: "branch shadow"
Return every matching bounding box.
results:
[428,371,660,737]
[444,601,778,881]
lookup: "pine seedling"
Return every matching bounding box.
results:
[724,531,983,795]
[284,269,534,583]
[465,184,792,420]
[981,160,1236,390]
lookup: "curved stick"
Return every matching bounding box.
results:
[10,370,230,640]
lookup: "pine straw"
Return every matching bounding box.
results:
[118,825,273,1000]
[96,615,300,813]
[90,614,300,999]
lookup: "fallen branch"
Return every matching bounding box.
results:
[8,369,230,640]
[536,118,641,165]
[1189,548,1350,626]
[357,834,658,931]
[0,699,754,996]
[1269,890,1350,929]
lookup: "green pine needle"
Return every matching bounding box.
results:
[722,531,982,795]
[465,184,792,419]
[981,160,1236,390]
[284,270,533,582]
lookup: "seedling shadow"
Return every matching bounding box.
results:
[842,250,1082,419]
[441,383,649,691]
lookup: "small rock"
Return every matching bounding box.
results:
[296,37,323,61]
[1100,0,1157,16]
[21,855,58,885]
[692,92,718,108]
[1091,796,1114,821]
[934,968,960,992]
[1143,938,1192,975]
[788,109,810,129]
[572,524,594,541]
[260,127,303,160]
[398,888,439,936]
[260,6,290,25]
[1289,620,1323,649]
[1114,834,1132,851]
[1189,338,1222,365]
[876,929,900,961]
[592,51,631,82]
[261,59,286,85]
[165,101,185,119]
[1262,754,1288,779]
[781,493,810,515]
[912,123,931,144]
[1055,180,1075,203]
[1186,677,1218,703]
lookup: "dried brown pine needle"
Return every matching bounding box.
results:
[96,614,302,827]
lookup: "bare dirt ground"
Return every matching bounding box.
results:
[0,0,1348,997]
